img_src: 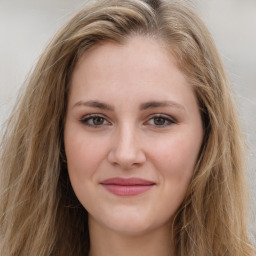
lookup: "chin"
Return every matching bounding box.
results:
[110,223,154,236]
[99,211,164,236]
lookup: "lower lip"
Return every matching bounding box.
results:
[101,184,154,196]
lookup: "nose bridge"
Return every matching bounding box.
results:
[118,122,137,153]
[108,120,146,168]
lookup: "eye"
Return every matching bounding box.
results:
[146,114,175,127]
[80,114,111,127]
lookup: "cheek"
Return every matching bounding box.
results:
[64,131,110,209]
[148,134,200,218]
[150,131,201,186]
[64,131,108,181]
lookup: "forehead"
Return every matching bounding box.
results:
[74,36,173,74]
[68,36,196,110]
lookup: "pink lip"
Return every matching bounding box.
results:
[100,177,156,196]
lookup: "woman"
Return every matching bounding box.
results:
[0,0,255,255]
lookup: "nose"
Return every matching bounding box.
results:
[107,124,146,169]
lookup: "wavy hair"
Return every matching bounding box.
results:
[0,0,255,255]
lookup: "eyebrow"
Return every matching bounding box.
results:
[72,100,185,112]
[72,100,115,111]
[139,100,185,112]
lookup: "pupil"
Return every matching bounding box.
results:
[93,117,103,125]
[154,117,165,125]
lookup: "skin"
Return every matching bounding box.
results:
[64,36,203,256]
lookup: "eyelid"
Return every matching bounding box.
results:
[79,114,111,127]
[144,114,176,127]
[79,113,176,128]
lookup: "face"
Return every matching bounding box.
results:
[64,36,203,236]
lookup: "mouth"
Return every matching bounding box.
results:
[100,177,156,196]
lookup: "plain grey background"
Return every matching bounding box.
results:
[0,0,255,241]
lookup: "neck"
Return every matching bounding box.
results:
[88,217,174,256]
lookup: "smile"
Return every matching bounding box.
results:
[100,177,156,196]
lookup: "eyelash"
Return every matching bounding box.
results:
[79,114,176,128]
[145,114,176,127]
[80,114,111,128]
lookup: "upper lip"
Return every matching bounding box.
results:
[100,177,156,186]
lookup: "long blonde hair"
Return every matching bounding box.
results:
[0,0,255,255]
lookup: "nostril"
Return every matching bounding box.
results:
[107,146,146,169]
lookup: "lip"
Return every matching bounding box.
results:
[100,177,156,196]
